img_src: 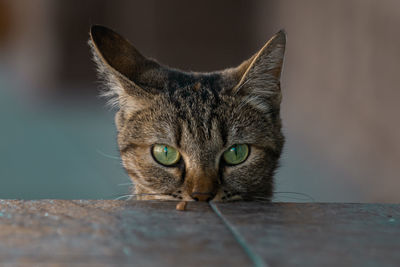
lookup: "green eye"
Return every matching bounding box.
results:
[223,144,249,165]
[152,144,181,166]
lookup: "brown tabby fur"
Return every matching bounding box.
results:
[89,25,285,202]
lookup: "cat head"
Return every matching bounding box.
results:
[89,25,285,202]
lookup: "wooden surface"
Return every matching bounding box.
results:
[0,200,399,266]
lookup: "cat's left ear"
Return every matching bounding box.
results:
[225,30,286,107]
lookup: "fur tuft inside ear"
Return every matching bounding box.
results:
[89,37,126,109]
[227,30,286,111]
[89,25,161,112]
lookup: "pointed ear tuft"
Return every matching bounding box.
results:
[262,29,286,79]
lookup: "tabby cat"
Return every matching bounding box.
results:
[89,25,285,202]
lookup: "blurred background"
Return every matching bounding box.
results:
[0,0,399,202]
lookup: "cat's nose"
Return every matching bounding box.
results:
[190,192,215,202]
[186,168,217,202]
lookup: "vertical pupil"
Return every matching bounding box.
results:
[163,146,168,157]
[232,145,238,157]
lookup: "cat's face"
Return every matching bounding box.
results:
[89,25,285,202]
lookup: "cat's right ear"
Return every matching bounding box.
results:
[89,25,161,111]
[223,30,286,110]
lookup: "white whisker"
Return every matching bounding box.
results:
[96,149,120,160]
[273,191,315,202]
[118,182,134,186]
[114,194,135,200]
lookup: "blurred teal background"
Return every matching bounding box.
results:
[0,0,399,202]
[0,74,129,199]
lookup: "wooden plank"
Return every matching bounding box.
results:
[2,200,399,266]
[0,200,251,266]
[214,202,400,267]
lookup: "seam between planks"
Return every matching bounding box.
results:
[209,202,268,267]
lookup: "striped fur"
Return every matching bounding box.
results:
[89,25,286,201]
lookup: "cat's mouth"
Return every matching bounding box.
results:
[130,182,271,202]
[133,189,244,202]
